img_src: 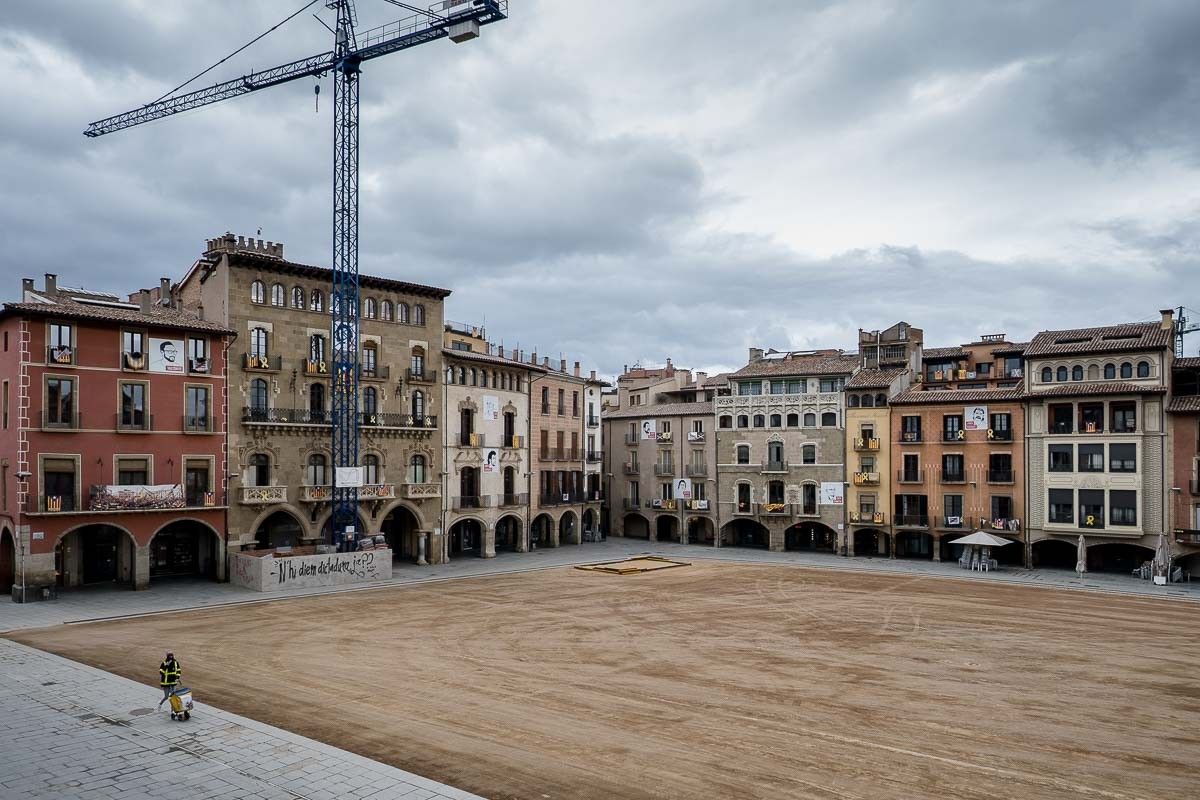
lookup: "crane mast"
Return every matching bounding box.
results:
[85,0,508,550]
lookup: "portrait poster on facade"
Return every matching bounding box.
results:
[482,395,499,422]
[674,477,693,500]
[641,419,657,440]
[819,481,844,506]
[964,405,988,431]
[481,448,500,473]
[148,337,185,374]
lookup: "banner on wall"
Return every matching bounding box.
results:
[674,477,693,501]
[641,419,657,440]
[148,337,185,373]
[964,405,988,431]
[819,481,844,506]
[481,448,500,473]
[482,395,499,422]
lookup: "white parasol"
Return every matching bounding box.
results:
[1075,534,1086,576]
[948,531,1014,547]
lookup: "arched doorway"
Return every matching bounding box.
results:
[148,520,219,582]
[655,515,679,543]
[1032,538,1077,569]
[559,511,578,545]
[722,519,769,549]
[894,530,933,559]
[319,514,371,545]
[785,522,836,552]
[582,509,597,541]
[1087,542,1154,574]
[0,528,15,597]
[382,504,422,561]
[853,528,889,557]
[253,510,305,550]
[495,515,523,552]
[531,514,555,548]
[687,517,714,545]
[54,524,137,588]
[1175,551,1200,579]
[623,513,649,540]
[450,518,484,557]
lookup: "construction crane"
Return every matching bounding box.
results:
[1175,305,1200,357]
[84,0,508,550]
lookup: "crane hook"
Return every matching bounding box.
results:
[314,83,320,113]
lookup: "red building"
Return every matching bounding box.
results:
[0,274,232,599]
[1169,356,1200,574]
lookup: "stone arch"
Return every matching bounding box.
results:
[0,525,15,596]
[381,503,423,562]
[558,510,579,545]
[245,504,313,546]
[582,508,597,538]
[622,512,650,540]
[1086,541,1155,574]
[686,515,714,545]
[894,529,934,559]
[721,518,769,549]
[853,527,889,557]
[655,515,679,543]
[531,513,556,547]
[315,509,374,542]
[495,514,524,552]
[147,518,223,582]
[1031,537,1077,569]
[376,498,429,532]
[53,522,139,589]
[449,517,486,557]
[785,520,837,552]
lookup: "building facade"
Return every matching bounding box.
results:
[714,349,858,551]
[1167,356,1200,572]
[1023,315,1174,571]
[177,233,447,564]
[0,275,231,598]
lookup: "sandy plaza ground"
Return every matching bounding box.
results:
[10,560,1200,800]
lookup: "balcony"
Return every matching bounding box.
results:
[302,359,329,377]
[656,432,674,444]
[243,353,282,372]
[358,484,396,500]
[848,511,886,525]
[586,415,600,428]
[452,495,493,510]
[852,471,880,486]
[87,484,188,511]
[941,515,965,529]
[900,430,922,443]
[188,357,210,374]
[762,459,789,473]
[941,472,966,484]
[987,470,1014,484]
[622,462,640,475]
[407,367,436,383]
[300,485,334,503]
[183,415,212,433]
[623,498,642,511]
[687,431,706,443]
[647,499,677,511]
[760,502,793,516]
[33,495,77,513]
[461,432,486,447]
[624,433,638,445]
[897,469,924,484]
[404,483,440,499]
[358,364,391,381]
[734,501,756,515]
[854,437,881,451]
[1174,529,1200,545]
[586,450,603,463]
[987,428,1012,441]
[241,485,287,504]
[686,464,708,477]
[894,514,929,527]
[542,492,583,506]
[497,492,528,507]
[586,490,604,503]
[116,413,154,432]
[983,517,1022,532]
[41,411,81,430]
[503,435,525,449]
[563,449,581,462]
[46,345,74,365]
[942,430,965,442]
[244,408,324,424]
[360,413,437,429]
[685,499,711,512]
[653,463,676,476]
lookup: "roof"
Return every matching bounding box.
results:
[922,346,967,361]
[1029,382,1167,398]
[1174,357,1200,369]
[443,348,548,373]
[890,386,1024,405]
[227,249,451,299]
[1025,321,1172,358]
[845,368,907,390]
[1168,396,1200,413]
[730,353,858,379]
[603,400,713,419]
[2,300,234,336]
[702,372,731,387]
[990,342,1029,356]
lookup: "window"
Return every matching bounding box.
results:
[398,302,410,324]
[306,454,327,486]
[381,300,393,321]
[1087,364,1099,380]
[310,289,324,312]
[769,380,786,395]
[43,457,77,511]
[250,327,269,359]
[362,343,378,377]
[737,414,749,429]
[769,413,782,427]
[250,280,265,304]
[738,381,762,396]
[803,412,816,427]
[988,453,1012,481]
[1079,403,1104,433]
[991,495,1013,520]
[736,445,750,464]
[2,380,7,430]
[411,389,425,420]
[1041,366,1052,382]
[753,414,765,428]
[1056,366,1068,382]
[292,286,305,308]
[117,456,148,486]
[802,483,817,514]
[788,380,805,393]
[270,283,284,307]
[901,415,921,441]
[1049,404,1073,434]
[944,494,963,524]
[1111,402,1136,432]
[572,391,579,417]
[1048,488,1073,523]
[363,298,377,319]
[362,454,379,485]
[1136,361,1150,378]
[410,454,427,484]
[120,382,147,428]
[411,348,425,379]
[976,362,992,376]
[185,459,211,506]
[187,337,209,373]
[363,387,378,416]
[1079,489,1105,528]
[1078,444,1104,472]
[1048,444,1073,472]
[557,388,565,415]
[48,323,73,364]
[942,415,962,441]
[900,455,919,482]
[1109,443,1136,473]
[990,412,1011,437]
[1120,362,1132,379]
[1110,490,1137,526]
[821,412,837,427]
[861,394,874,408]
[786,413,799,427]
[45,376,75,426]
[1103,363,1115,379]
[248,454,270,487]
[185,386,209,431]
[847,395,860,408]
[942,454,964,481]
[309,383,325,421]
[768,480,785,504]
[122,329,145,361]
[719,415,732,429]
[413,304,425,326]
[802,445,816,464]
[1071,365,1083,381]
[875,393,887,407]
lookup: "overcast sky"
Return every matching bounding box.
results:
[3,1,1199,378]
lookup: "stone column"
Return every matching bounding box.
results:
[417,531,428,566]
[768,526,784,552]
[483,525,496,559]
[133,545,151,591]
[931,533,941,562]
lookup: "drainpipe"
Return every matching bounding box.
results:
[221,330,237,580]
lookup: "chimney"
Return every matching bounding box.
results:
[1160,308,1175,331]
[696,371,708,385]
[574,361,581,377]
[21,278,34,296]
[623,364,628,374]
[197,302,205,321]
[531,351,538,365]
[498,345,505,358]
[44,273,58,297]
[560,358,567,373]
[159,277,172,307]
[590,369,597,380]
[543,356,550,368]
[138,289,153,314]
[666,357,673,369]
[749,347,764,363]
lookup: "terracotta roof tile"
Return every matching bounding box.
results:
[443,348,548,372]
[1168,396,1200,413]
[845,368,907,390]
[702,372,731,387]
[1025,321,1172,358]
[1029,382,1166,397]
[2,300,234,335]
[921,346,967,360]
[990,342,1029,356]
[730,353,858,379]
[1174,357,1200,369]
[603,401,713,419]
[890,386,1024,405]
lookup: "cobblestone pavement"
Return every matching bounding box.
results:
[0,638,484,800]
[2,538,1197,635]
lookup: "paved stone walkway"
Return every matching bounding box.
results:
[0,639,484,800]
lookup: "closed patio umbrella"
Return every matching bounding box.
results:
[1151,532,1171,583]
[1075,534,1086,576]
